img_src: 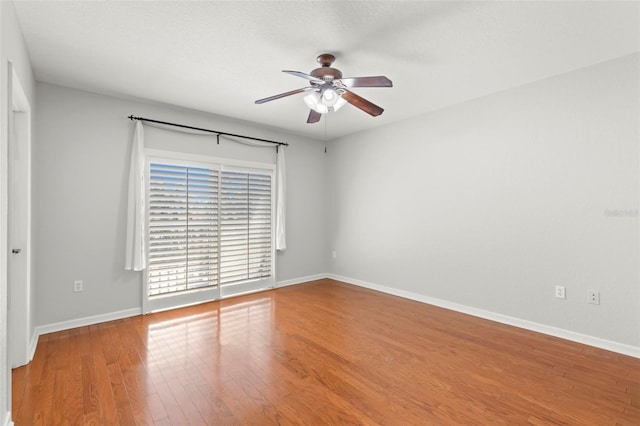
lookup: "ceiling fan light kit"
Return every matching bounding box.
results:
[303,92,327,113]
[256,53,392,124]
[303,89,347,114]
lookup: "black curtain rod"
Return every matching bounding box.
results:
[128,115,288,147]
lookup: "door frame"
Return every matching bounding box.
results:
[7,63,32,368]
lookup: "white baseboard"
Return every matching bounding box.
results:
[3,412,13,426]
[27,273,638,360]
[28,330,38,363]
[28,308,142,363]
[28,276,328,358]
[327,273,640,359]
[34,307,141,339]
[276,273,328,288]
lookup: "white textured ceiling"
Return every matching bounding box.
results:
[12,0,640,140]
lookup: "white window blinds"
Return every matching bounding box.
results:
[148,163,219,296]
[147,160,273,300]
[220,171,272,285]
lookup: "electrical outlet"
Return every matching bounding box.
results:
[555,285,566,299]
[74,280,83,292]
[332,251,337,259]
[588,290,600,305]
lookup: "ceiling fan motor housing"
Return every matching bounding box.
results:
[311,67,342,81]
[311,53,342,81]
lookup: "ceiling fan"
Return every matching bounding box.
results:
[255,53,392,124]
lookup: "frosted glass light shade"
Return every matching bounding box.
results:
[322,89,339,107]
[333,97,347,111]
[304,92,328,114]
[304,89,347,114]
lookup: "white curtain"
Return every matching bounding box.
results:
[142,121,288,250]
[124,121,146,271]
[124,120,287,271]
[276,146,287,251]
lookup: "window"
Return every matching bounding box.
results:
[148,163,219,296]
[145,154,274,313]
[219,170,272,285]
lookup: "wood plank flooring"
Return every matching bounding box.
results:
[12,279,640,425]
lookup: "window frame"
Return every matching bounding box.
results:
[143,149,276,314]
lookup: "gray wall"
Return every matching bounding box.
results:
[326,54,639,348]
[33,82,327,326]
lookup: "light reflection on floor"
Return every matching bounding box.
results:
[145,293,275,387]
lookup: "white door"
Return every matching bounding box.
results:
[8,66,31,368]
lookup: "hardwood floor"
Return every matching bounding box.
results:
[12,279,640,425]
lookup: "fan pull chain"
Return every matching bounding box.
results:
[324,114,328,154]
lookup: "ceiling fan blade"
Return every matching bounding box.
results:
[282,70,325,84]
[255,88,309,104]
[307,110,322,124]
[339,76,393,88]
[341,90,384,117]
